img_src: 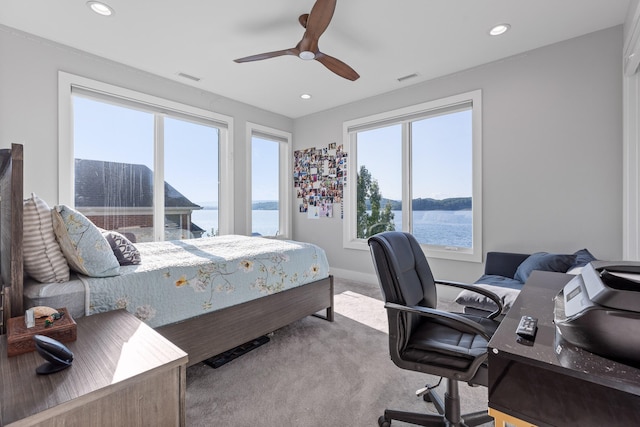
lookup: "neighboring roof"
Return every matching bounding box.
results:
[75,159,201,209]
[165,217,205,234]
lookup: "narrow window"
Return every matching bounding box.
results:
[355,124,402,238]
[411,108,473,248]
[73,95,157,242]
[248,123,292,238]
[164,117,220,239]
[251,136,280,236]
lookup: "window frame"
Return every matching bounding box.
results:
[245,122,292,239]
[58,71,234,239]
[342,90,482,262]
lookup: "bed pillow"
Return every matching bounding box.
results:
[23,193,70,283]
[455,282,521,314]
[102,230,141,265]
[570,248,597,269]
[52,205,120,277]
[514,252,576,283]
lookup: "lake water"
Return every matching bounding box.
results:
[192,209,280,237]
[394,210,472,248]
[192,209,471,247]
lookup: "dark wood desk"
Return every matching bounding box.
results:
[488,270,640,427]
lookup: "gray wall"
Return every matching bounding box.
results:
[293,26,623,284]
[0,25,293,236]
[0,24,624,284]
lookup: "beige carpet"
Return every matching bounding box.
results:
[185,278,492,426]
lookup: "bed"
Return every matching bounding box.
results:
[0,143,334,367]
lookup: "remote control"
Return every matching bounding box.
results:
[516,315,538,340]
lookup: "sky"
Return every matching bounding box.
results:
[73,96,278,205]
[73,95,471,206]
[356,109,472,201]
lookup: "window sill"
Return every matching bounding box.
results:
[344,238,481,262]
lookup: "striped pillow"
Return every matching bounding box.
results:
[23,193,70,283]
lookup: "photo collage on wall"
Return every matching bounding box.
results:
[293,142,347,219]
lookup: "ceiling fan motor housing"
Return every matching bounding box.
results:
[299,51,316,60]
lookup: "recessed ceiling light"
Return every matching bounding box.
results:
[489,24,510,36]
[300,94,312,100]
[87,1,114,16]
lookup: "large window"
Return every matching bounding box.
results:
[344,90,482,262]
[59,72,233,242]
[247,123,292,238]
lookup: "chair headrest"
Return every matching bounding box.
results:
[368,232,437,308]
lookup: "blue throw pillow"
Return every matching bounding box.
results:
[570,248,597,269]
[514,252,576,283]
[52,205,120,277]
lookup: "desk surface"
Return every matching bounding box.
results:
[488,270,640,426]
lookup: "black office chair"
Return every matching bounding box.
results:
[368,231,503,427]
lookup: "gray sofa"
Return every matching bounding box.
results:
[455,249,597,317]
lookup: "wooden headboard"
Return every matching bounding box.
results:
[0,143,23,332]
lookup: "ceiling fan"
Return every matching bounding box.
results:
[234,0,360,81]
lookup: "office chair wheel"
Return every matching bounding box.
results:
[378,415,391,427]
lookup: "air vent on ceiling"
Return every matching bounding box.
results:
[177,72,201,82]
[397,73,418,83]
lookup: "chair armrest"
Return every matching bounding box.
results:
[484,252,530,278]
[435,279,504,319]
[384,302,493,341]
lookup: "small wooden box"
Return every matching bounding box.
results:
[7,308,77,357]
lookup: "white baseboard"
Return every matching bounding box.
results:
[328,267,378,285]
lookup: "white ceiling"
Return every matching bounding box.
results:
[0,0,631,118]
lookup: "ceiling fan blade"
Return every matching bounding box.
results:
[306,0,336,39]
[315,52,360,81]
[299,0,336,52]
[234,48,298,63]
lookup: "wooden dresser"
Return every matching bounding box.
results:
[0,309,188,426]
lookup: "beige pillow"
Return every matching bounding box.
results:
[23,193,70,283]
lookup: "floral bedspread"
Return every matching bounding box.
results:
[80,235,329,328]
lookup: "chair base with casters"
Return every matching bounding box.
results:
[378,378,494,427]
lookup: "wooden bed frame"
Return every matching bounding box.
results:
[0,144,334,366]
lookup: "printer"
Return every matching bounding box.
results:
[554,261,640,367]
